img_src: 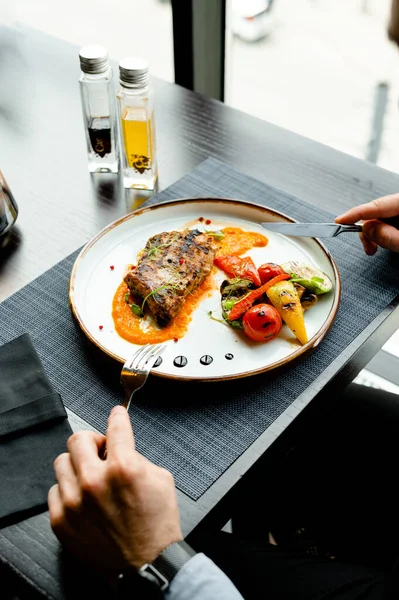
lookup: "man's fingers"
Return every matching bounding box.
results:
[67,431,106,479]
[48,484,64,528]
[106,406,136,462]
[53,452,82,507]
[48,484,78,545]
[336,194,399,224]
[359,231,378,256]
[363,219,399,253]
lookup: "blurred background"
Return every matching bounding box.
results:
[1,0,399,390]
[2,0,399,172]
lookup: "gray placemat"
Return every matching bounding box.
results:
[1,157,399,500]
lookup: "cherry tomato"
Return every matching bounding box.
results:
[258,262,285,285]
[242,304,282,343]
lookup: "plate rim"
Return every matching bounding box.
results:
[69,197,341,382]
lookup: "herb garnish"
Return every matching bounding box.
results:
[147,242,173,259]
[205,230,225,240]
[130,304,144,318]
[147,234,179,260]
[207,311,226,325]
[129,282,180,319]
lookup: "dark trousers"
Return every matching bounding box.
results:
[194,383,399,599]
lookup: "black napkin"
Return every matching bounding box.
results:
[0,333,72,527]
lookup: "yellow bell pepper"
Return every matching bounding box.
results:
[266,279,308,345]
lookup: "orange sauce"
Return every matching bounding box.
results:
[112,227,268,345]
[215,227,268,257]
[112,271,216,345]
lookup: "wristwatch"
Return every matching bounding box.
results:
[116,541,196,597]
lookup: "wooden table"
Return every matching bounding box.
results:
[1,25,399,599]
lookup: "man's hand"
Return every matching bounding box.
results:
[48,406,183,578]
[335,193,399,255]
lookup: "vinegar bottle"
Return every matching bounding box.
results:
[78,45,119,173]
[116,57,158,190]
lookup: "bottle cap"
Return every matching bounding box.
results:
[119,57,149,88]
[79,45,109,74]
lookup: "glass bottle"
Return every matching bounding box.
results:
[78,45,119,173]
[116,57,158,190]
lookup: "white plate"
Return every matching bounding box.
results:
[69,198,340,382]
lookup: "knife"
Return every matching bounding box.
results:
[260,222,362,238]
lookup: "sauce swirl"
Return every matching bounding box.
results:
[112,273,215,345]
[215,227,268,257]
[112,227,268,345]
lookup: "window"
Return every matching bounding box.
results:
[7,0,174,81]
[225,0,398,173]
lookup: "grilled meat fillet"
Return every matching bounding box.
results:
[124,229,216,326]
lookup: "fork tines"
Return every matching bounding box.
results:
[125,342,165,371]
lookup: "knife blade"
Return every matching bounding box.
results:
[260,222,362,238]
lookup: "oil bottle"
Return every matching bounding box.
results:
[117,57,158,190]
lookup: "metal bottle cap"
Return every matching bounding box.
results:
[79,45,109,74]
[119,57,149,88]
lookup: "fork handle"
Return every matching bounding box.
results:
[122,391,134,411]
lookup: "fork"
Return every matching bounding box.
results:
[120,343,166,411]
[100,343,166,460]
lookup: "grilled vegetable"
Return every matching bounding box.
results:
[242,304,282,342]
[220,278,253,329]
[266,279,308,345]
[293,282,306,300]
[301,291,318,311]
[293,283,318,311]
[215,255,262,287]
[281,261,332,295]
[258,262,286,284]
[228,273,291,321]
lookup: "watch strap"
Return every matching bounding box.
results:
[116,540,196,597]
[116,566,164,598]
[152,540,197,583]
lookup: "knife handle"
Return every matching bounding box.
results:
[336,224,363,235]
[338,217,399,236]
